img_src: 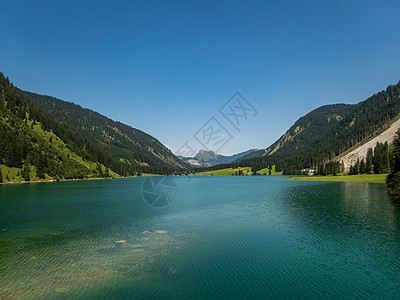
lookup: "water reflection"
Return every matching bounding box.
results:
[282,181,399,235]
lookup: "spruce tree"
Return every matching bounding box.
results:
[22,161,30,182]
[386,129,400,198]
[349,165,354,175]
[36,154,46,179]
[360,159,366,174]
[366,148,373,174]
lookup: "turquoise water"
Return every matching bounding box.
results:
[1,176,400,299]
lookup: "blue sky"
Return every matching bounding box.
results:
[1,0,400,155]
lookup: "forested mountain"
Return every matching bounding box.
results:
[23,91,186,173]
[3,70,399,181]
[206,81,400,174]
[0,73,185,183]
[239,104,353,161]
[178,149,257,167]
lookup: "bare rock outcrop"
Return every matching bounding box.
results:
[339,118,400,171]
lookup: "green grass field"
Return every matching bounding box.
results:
[195,165,283,176]
[285,174,388,184]
[257,165,282,175]
[141,173,161,177]
[195,167,252,176]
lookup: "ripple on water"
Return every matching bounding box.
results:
[1,177,400,299]
[0,227,181,299]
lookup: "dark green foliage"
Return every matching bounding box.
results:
[35,153,46,179]
[359,159,366,174]
[0,73,96,179]
[23,91,186,174]
[21,161,30,181]
[316,161,341,176]
[366,148,373,174]
[206,81,400,175]
[96,163,103,177]
[0,72,187,180]
[386,129,400,198]
[348,142,390,175]
[0,168,2,183]
[373,142,389,174]
[349,159,360,175]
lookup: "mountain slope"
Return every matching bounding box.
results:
[178,149,257,167]
[263,104,353,156]
[239,104,353,162]
[0,73,124,182]
[213,81,400,174]
[338,117,400,171]
[0,73,186,183]
[23,91,186,173]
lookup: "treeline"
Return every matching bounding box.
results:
[0,73,183,182]
[348,142,389,175]
[0,73,139,179]
[232,170,245,176]
[23,91,186,173]
[205,82,400,175]
[316,161,344,176]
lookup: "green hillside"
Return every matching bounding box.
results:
[211,81,400,174]
[239,104,353,161]
[23,91,186,174]
[0,73,185,183]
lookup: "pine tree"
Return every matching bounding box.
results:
[36,154,46,179]
[374,142,390,174]
[382,142,390,173]
[360,159,366,174]
[22,161,30,182]
[386,129,400,198]
[349,165,354,175]
[366,148,373,174]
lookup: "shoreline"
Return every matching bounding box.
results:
[0,172,166,185]
[1,173,388,185]
[283,174,388,184]
[0,176,127,185]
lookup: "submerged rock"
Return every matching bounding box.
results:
[114,240,127,244]
[142,230,167,234]
[54,287,68,294]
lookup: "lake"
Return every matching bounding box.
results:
[1,176,399,299]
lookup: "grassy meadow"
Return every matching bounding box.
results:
[285,174,388,184]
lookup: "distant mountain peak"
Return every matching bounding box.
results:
[178,149,258,167]
[194,149,218,161]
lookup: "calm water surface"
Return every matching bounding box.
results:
[0,176,399,299]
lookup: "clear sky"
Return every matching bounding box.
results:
[1,0,400,155]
